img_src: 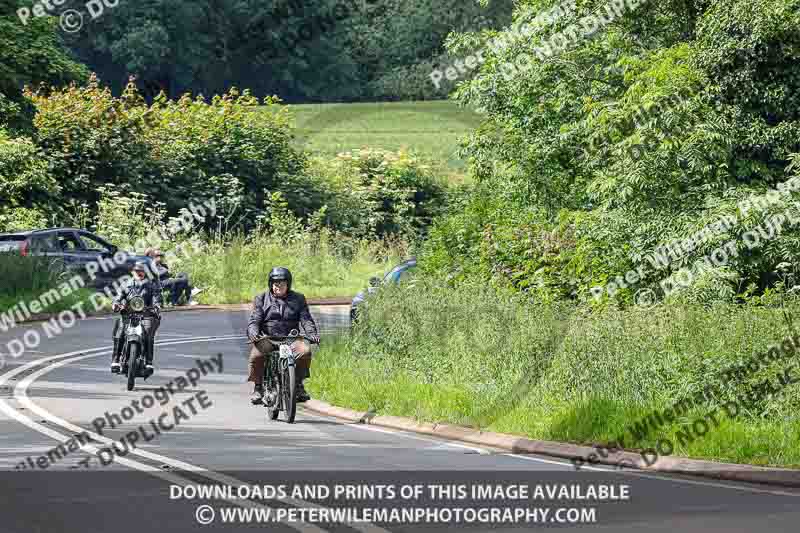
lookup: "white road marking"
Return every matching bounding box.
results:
[3,337,390,533]
[1,339,327,533]
[6,335,799,512]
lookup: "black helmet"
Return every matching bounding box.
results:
[268,267,292,292]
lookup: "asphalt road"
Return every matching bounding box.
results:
[1,308,799,533]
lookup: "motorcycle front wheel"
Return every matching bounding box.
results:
[126,343,139,391]
[283,364,296,424]
[266,358,279,421]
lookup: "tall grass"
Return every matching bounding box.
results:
[0,255,97,314]
[309,280,800,467]
[184,228,409,303]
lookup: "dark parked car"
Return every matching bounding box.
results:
[0,228,156,290]
[350,258,417,325]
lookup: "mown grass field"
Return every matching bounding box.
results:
[275,100,485,182]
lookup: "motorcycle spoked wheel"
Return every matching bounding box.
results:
[267,357,280,421]
[126,343,139,391]
[282,362,297,424]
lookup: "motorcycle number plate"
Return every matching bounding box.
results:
[127,325,143,336]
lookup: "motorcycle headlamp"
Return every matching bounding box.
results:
[129,296,146,313]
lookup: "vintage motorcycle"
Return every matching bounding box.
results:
[252,329,311,424]
[118,296,155,391]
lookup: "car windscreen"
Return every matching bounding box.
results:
[0,236,26,253]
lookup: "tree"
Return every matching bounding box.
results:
[425,0,800,305]
[0,0,88,131]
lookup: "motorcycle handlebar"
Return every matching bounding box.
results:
[115,305,159,314]
[250,333,314,344]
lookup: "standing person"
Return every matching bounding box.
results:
[246,267,320,405]
[145,248,201,306]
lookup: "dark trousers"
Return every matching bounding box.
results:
[112,316,159,364]
[162,275,191,305]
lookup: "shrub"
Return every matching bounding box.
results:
[25,77,309,230]
[26,75,151,210]
[308,148,449,241]
[143,88,308,219]
[0,129,60,232]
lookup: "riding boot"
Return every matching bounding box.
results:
[295,372,311,403]
[111,338,122,373]
[145,338,154,365]
[251,383,265,405]
[112,338,122,363]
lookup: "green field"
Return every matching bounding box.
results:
[275,101,485,181]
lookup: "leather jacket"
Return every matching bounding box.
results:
[113,278,163,317]
[247,290,319,341]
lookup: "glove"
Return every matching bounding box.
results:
[308,334,320,345]
[112,303,123,312]
[153,306,162,320]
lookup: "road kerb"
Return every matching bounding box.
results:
[302,399,800,488]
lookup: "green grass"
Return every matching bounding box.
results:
[268,101,485,182]
[184,229,408,304]
[0,255,101,315]
[308,282,800,468]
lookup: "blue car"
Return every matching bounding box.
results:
[350,258,417,325]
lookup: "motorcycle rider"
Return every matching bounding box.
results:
[247,267,320,405]
[110,261,163,374]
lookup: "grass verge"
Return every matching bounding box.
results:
[308,281,800,468]
[0,255,101,316]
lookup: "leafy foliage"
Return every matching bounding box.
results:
[0,129,59,232]
[425,0,800,306]
[0,0,88,132]
[60,0,513,102]
[25,76,309,228]
[5,75,450,241]
[309,149,449,240]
